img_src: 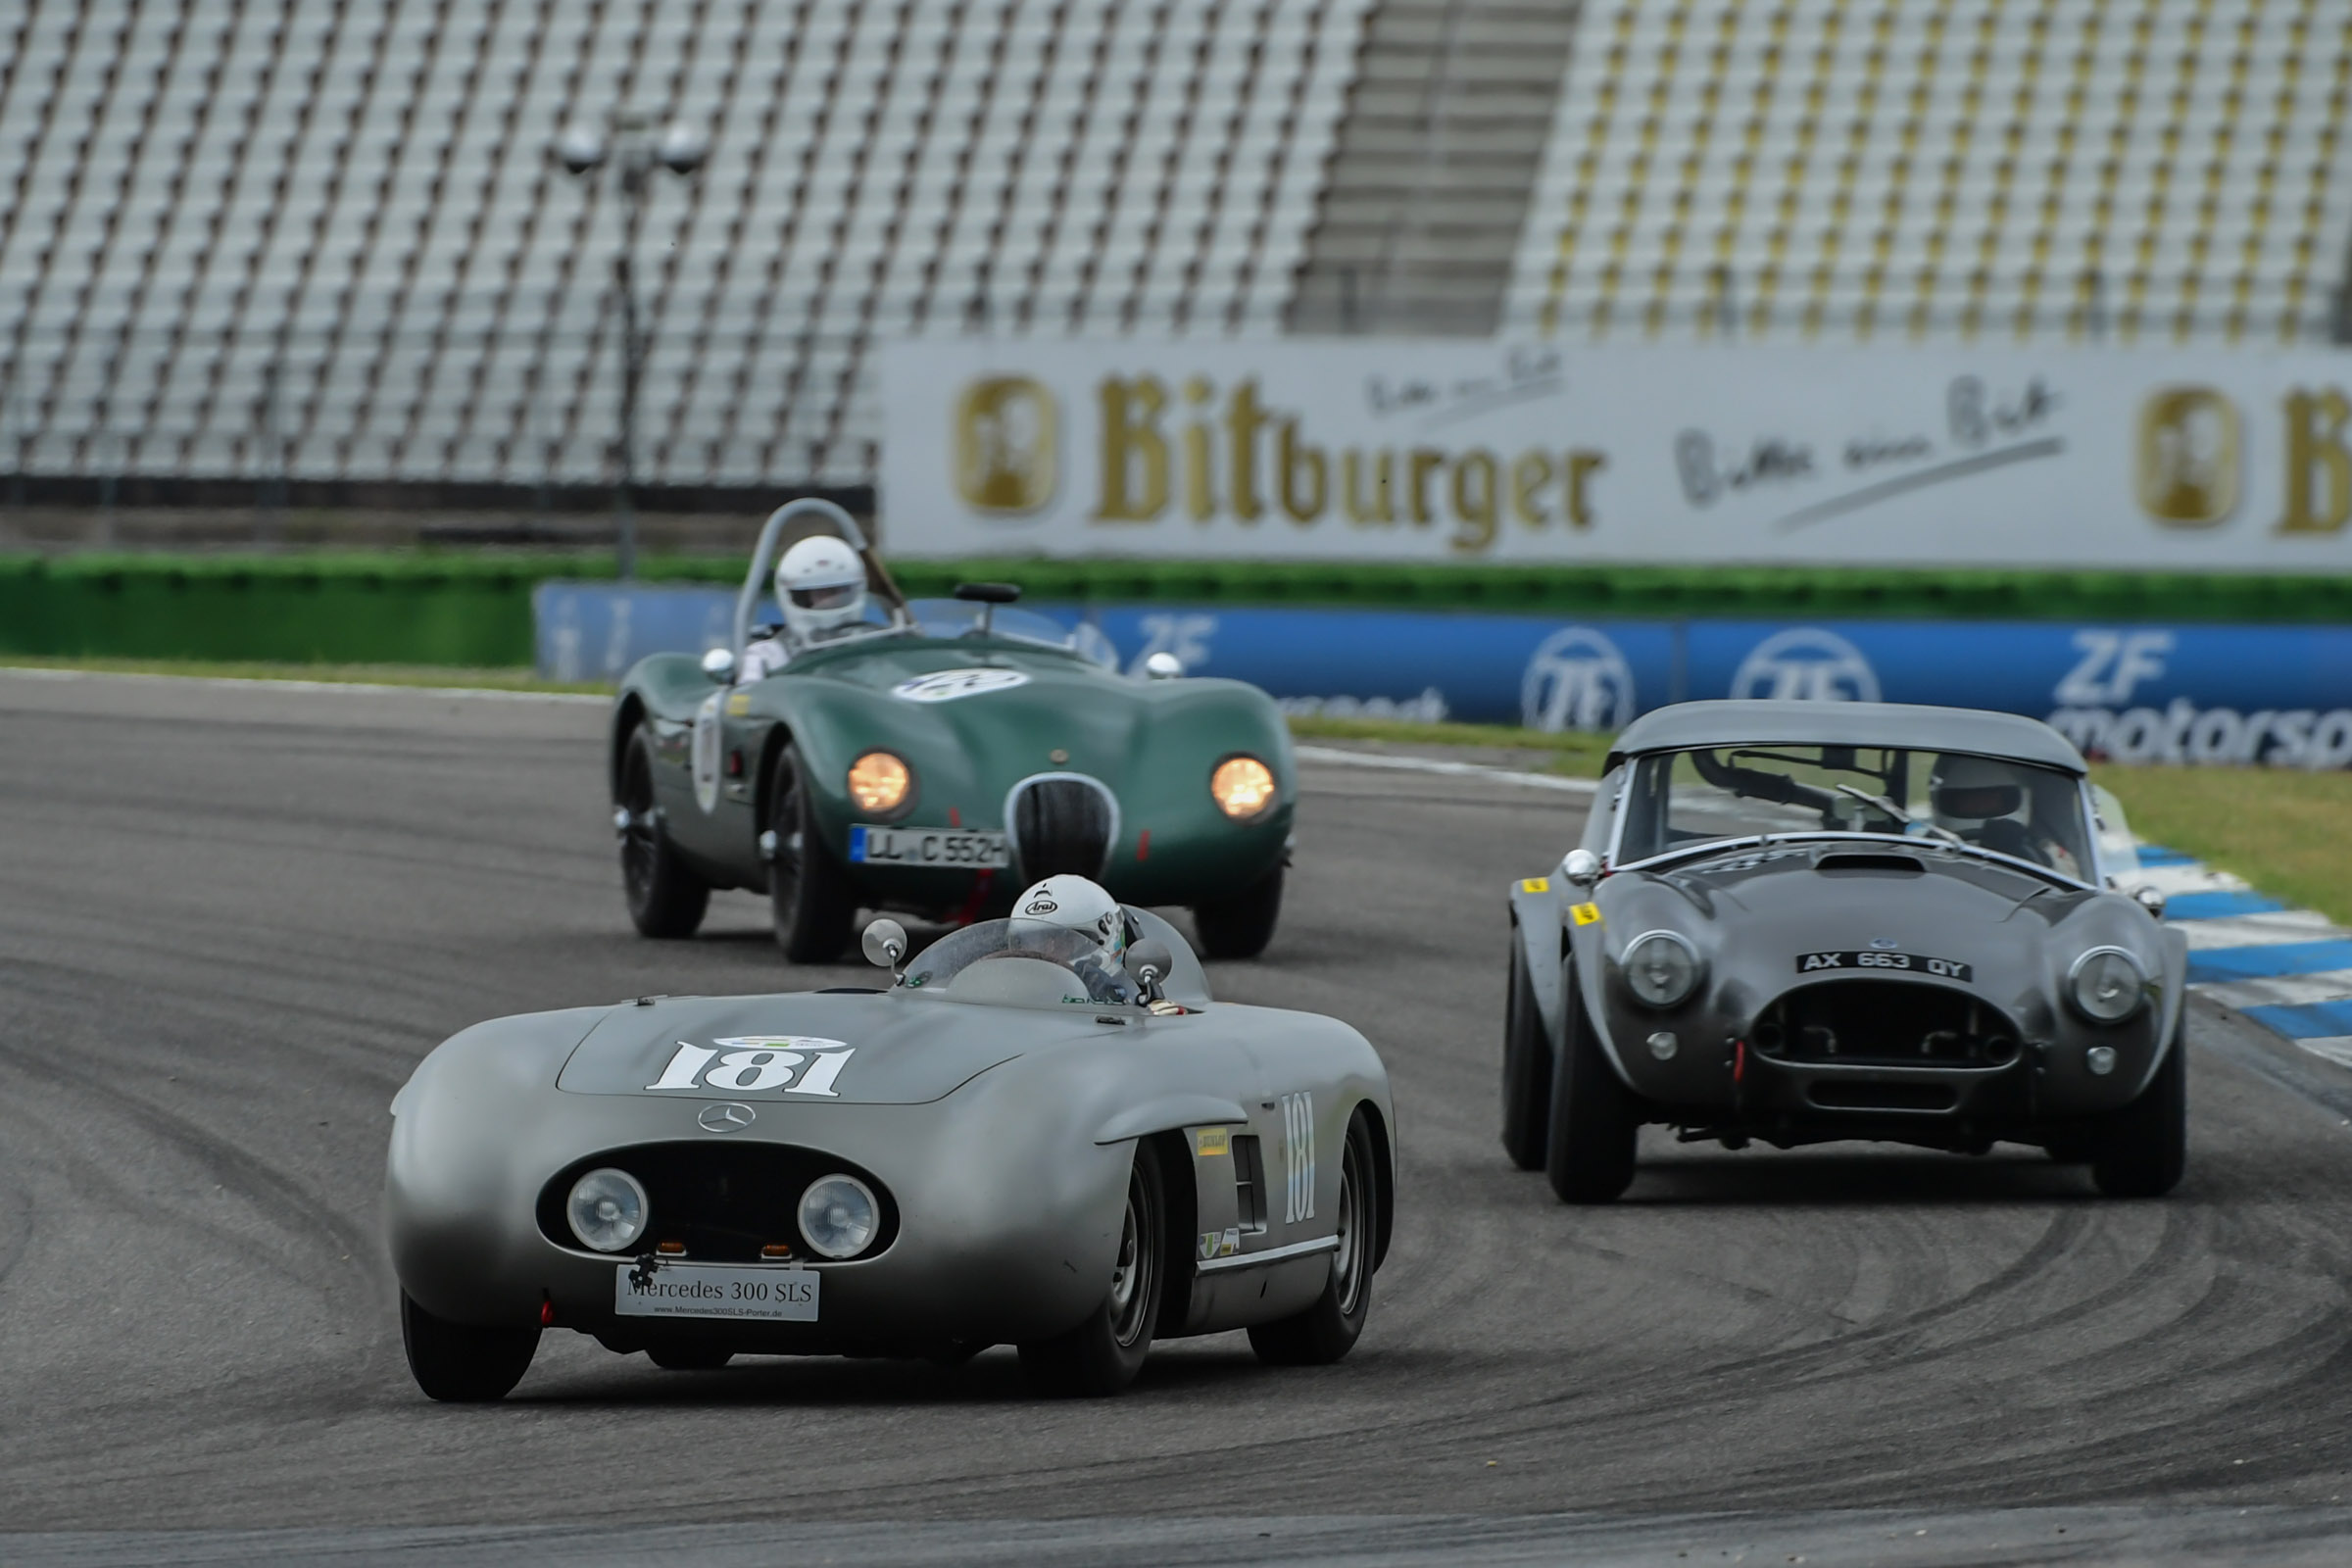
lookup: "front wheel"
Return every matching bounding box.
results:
[2086,1032,2187,1198]
[1499,936,1552,1171]
[1194,865,1284,959]
[1018,1142,1167,1396]
[617,726,710,939]
[1250,1107,1382,1365]
[767,742,859,963]
[400,1291,539,1402]
[1545,957,1641,1203]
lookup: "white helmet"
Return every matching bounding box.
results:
[1929,753,2027,831]
[775,535,867,645]
[1013,874,1128,964]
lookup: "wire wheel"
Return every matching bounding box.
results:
[616,727,708,939]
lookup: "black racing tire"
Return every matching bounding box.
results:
[924,1341,991,1368]
[1194,864,1284,959]
[400,1291,539,1403]
[767,742,859,964]
[1018,1142,1167,1396]
[1500,934,1553,1171]
[1544,957,1641,1203]
[617,726,710,939]
[2087,1031,2188,1199]
[647,1346,734,1371]
[1249,1107,1381,1366]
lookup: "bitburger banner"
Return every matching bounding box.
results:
[877,340,2352,570]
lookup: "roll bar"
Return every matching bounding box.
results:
[732,498,912,658]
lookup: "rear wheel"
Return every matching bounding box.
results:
[767,742,859,963]
[1194,865,1283,959]
[1250,1108,1381,1365]
[1545,957,1641,1203]
[617,727,710,939]
[400,1291,539,1403]
[1499,936,1553,1171]
[2086,1033,2187,1198]
[1018,1143,1166,1396]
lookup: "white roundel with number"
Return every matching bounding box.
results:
[892,668,1031,704]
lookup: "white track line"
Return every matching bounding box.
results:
[2179,909,2344,951]
[0,666,609,704]
[1292,744,1599,795]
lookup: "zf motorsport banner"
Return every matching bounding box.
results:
[878,340,2352,570]
[536,583,2352,768]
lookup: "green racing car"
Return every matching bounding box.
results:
[609,500,1297,963]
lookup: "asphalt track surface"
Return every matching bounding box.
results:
[8,670,2352,1565]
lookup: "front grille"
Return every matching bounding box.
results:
[1752,981,2021,1068]
[536,1143,898,1262]
[1008,773,1116,880]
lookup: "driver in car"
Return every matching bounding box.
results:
[1929,753,2082,877]
[1012,874,1135,1004]
[739,535,870,682]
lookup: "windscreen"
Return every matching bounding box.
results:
[1616,745,2092,879]
[901,917,1142,1005]
[907,600,1085,650]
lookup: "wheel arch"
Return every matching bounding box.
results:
[1507,878,1571,1044]
[608,693,649,798]
[752,719,797,832]
[1351,1098,1396,1271]
[1148,1129,1197,1339]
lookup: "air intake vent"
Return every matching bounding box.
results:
[1007,774,1117,880]
[1817,854,1926,875]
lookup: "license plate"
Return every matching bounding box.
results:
[613,1262,820,1322]
[848,824,1010,867]
[1796,950,1974,982]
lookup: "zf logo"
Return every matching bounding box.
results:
[1520,626,1638,732]
[1731,628,1881,703]
[1280,1091,1316,1224]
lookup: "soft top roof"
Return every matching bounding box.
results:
[1604,700,2087,775]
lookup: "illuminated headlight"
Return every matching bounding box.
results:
[798,1174,879,1259]
[1622,931,1702,1008]
[2068,947,2149,1023]
[566,1168,649,1253]
[847,751,912,814]
[1210,756,1278,821]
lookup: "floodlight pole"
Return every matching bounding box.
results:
[557,111,706,581]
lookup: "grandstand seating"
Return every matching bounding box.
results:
[0,0,1373,491]
[1503,0,2352,343]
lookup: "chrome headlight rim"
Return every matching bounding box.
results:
[1621,928,1704,1010]
[845,749,917,821]
[797,1173,882,1260]
[1208,753,1280,823]
[565,1166,651,1253]
[2067,945,2151,1024]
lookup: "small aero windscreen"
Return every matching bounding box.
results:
[902,918,1142,1005]
[1617,745,2093,879]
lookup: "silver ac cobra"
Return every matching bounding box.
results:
[386,909,1393,1400]
[1505,701,2186,1202]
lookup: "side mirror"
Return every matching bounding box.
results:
[1562,848,1602,889]
[700,647,737,683]
[1142,651,1183,680]
[861,917,908,977]
[2132,884,2168,920]
[1124,938,1174,1002]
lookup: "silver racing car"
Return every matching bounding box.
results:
[1504,700,2186,1201]
[386,906,1394,1400]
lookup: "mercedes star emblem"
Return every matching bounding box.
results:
[697,1102,757,1134]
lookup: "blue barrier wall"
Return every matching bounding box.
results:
[535,582,2352,766]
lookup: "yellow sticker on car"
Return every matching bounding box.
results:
[1520,877,1549,894]
[1571,902,1602,926]
[1195,1127,1230,1156]
[725,692,752,715]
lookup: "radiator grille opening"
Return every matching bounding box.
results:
[1752,980,2019,1067]
[1008,774,1115,880]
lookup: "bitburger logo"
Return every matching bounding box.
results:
[955,375,1057,515]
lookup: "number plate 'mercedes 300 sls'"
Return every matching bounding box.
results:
[1796,951,1973,982]
[614,1263,820,1321]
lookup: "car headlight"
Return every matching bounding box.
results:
[1622,930,1702,1008]
[566,1168,649,1253]
[2068,946,2149,1023]
[1210,756,1277,820]
[847,751,911,814]
[799,1174,879,1259]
